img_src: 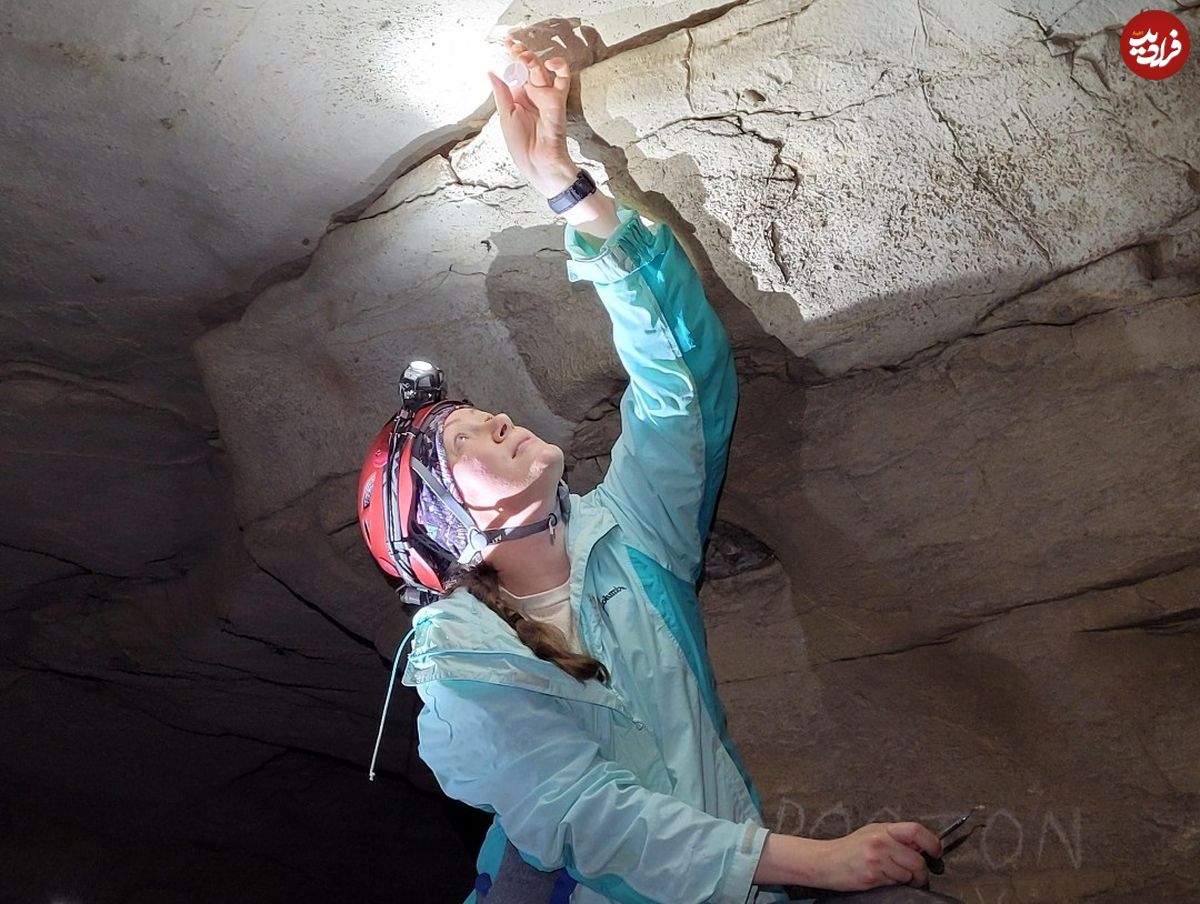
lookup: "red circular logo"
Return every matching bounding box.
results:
[1121,10,1190,80]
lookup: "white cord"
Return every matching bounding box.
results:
[368,626,416,781]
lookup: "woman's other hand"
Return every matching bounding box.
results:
[815,822,943,891]
[755,823,943,891]
[486,35,579,199]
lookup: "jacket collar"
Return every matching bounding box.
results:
[400,492,620,708]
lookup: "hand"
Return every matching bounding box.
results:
[812,822,943,891]
[486,35,579,199]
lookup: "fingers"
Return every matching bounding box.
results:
[885,821,943,858]
[888,844,928,887]
[504,34,569,93]
[486,71,515,117]
[880,861,914,886]
[545,56,571,92]
[519,48,551,88]
[504,36,542,83]
[880,822,935,888]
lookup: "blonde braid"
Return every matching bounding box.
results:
[445,561,610,684]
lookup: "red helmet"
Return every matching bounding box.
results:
[358,361,570,608]
[357,361,475,607]
[358,400,468,601]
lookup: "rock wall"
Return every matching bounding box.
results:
[2,0,1198,901]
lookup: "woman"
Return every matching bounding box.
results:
[358,36,964,904]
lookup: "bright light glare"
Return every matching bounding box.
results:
[378,24,523,115]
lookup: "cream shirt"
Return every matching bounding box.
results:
[497,577,580,653]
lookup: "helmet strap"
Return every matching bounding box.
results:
[408,458,570,568]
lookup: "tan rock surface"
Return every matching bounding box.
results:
[3,0,1199,901]
[577,0,1200,374]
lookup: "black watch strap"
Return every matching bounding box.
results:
[548,169,597,214]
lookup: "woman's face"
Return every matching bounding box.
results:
[441,407,563,517]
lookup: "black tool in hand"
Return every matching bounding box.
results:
[924,805,984,875]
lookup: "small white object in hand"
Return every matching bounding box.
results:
[501,60,528,89]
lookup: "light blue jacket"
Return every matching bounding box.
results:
[400,202,791,904]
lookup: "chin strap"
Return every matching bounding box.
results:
[409,459,571,567]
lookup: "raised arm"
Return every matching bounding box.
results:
[564,201,736,584]
[487,39,735,584]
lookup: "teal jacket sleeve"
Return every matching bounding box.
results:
[564,202,738,585]
[417,679,769,904]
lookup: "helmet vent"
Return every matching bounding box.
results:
[362,474,376,509]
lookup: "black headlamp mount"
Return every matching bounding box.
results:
[398,360,446,415]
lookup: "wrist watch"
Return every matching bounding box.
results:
[547,168,597,214]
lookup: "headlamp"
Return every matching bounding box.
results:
[398,360,445,414]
